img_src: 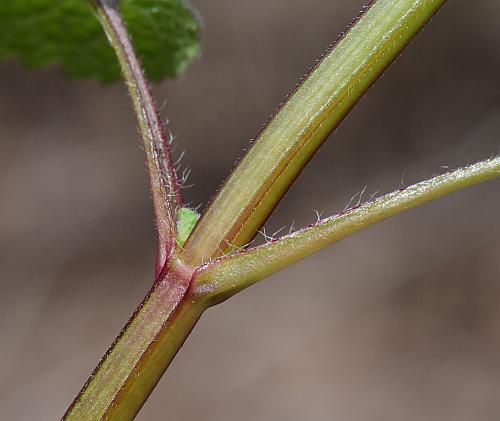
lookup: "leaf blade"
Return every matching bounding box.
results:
[0,0,200,82]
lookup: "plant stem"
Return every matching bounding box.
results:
[66,1,498,419]
[194,156,500,305]
[64,259,205,420]
[91,0,182,275]
[183,0,447,265]
[65,2,197,419]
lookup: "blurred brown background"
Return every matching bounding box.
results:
[1,1,500,420]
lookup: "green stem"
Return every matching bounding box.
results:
[92,0,182,275]
[65,2,198,419]
[183,0,447,265]
[194,156,500,305]
[64,260,205,420]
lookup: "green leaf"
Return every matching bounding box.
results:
[0,0,199,82]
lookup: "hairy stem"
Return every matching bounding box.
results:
[64,260,205,420]
[183,0,447,265]
[91,0,182,275]
[65,3,195,419]
[194,156,500,305]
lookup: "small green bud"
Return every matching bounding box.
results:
[176,207,200,246]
